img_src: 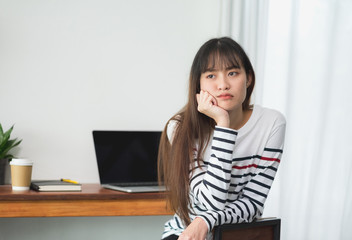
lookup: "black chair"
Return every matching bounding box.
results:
[213,218,281,240]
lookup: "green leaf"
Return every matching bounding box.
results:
[4,125,14,138]
[12,138,22,148]
[0,136,10,152]
[0,125,13,151]
[0,139,21,159]
[0,124,22,160]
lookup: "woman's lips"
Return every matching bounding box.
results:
[217,94,233,100]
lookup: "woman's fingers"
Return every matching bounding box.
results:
[196,90,230,128]
[197,90,216,112]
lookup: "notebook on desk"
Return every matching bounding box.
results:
[92,130,166,193]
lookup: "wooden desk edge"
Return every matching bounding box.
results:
[0,199,173,218]
[0,184,174,217]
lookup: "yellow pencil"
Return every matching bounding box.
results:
[61,178,79,184]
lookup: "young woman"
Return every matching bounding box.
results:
[158,37,286,240]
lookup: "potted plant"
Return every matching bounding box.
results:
[0,123,22,185]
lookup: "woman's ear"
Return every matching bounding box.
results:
[246,72,253,88]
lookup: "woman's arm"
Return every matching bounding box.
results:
[194,123,286,231]
[190,126,238,211]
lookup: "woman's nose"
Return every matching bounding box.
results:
[218,75,230,90]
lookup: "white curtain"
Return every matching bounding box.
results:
[220,0,352,239]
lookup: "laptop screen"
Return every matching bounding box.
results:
[93,130,162,185]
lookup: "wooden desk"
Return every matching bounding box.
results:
[0,184,173,218]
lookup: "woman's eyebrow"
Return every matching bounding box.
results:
[204,68,217,72]
[204,64,241,72]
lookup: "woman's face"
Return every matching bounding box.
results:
[199,63,251,113]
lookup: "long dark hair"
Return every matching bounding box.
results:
[158,37,255,226]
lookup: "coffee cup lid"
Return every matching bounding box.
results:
[10,158,33,166]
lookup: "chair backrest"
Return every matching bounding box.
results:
[213,218,281,240]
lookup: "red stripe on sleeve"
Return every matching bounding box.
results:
[260,156,281,163]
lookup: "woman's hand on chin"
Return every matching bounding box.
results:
[196,90,229,128]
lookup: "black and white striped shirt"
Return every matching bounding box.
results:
[162,105,286,240]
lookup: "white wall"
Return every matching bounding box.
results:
[0,1,220,239]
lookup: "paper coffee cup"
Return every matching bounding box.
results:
[10,158,33,191]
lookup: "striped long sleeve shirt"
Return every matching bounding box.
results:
[162,105,286,240]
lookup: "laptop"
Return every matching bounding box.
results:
[93,130,166,193]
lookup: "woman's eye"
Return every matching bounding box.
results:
[207,74,215,79]
[229,71,237,77]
